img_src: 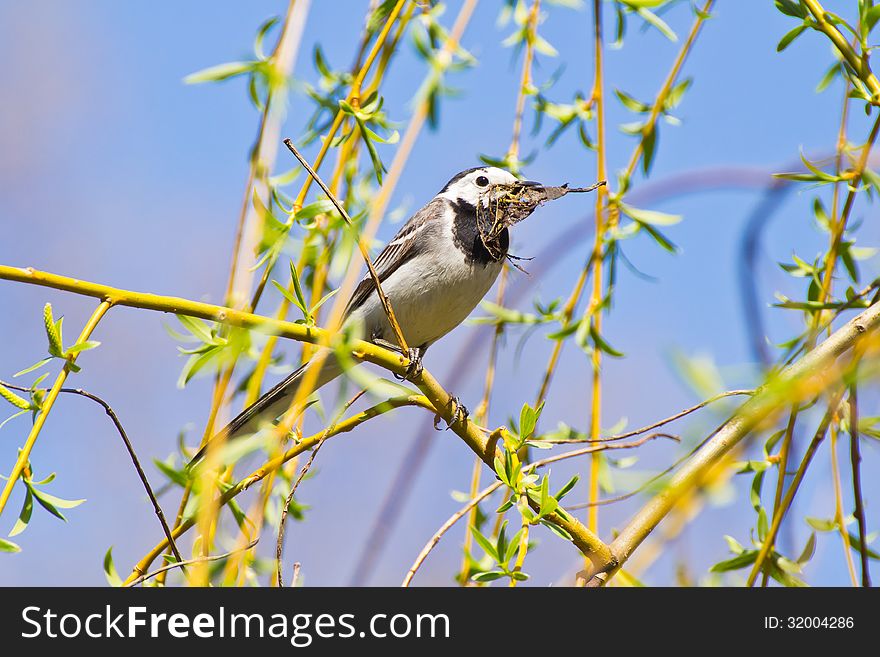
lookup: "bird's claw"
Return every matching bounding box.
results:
[392,346,424,382]
[404,347,424,380]
[434,396,469,431]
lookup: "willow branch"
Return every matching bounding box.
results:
[543,389,753,444]
[586,299,880,586]
[225,0,311,310]
[123,394,434,584]
[403,431,672,587]
[126,540,258,588]
[1,381,186,571]
[803,0,880,103]
[848,382,871,587]
[0,300,111,517]
[746,389,845,587]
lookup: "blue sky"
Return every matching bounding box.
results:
[0,0,876,586]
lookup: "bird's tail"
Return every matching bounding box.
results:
[187,349,344,467]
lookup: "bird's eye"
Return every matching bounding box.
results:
[475,175,490,187]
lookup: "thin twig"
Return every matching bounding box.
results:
[403,431,676,587]
[402,481,502,587]
[848,382,871,587]
[542,389,753,444]
[283,138,410,353]
[125,540,258,588]
[746,388,845,587]
[275,389,366,587]
[528,432,679,469]
[0,381,186,571]
[123,394,436,584]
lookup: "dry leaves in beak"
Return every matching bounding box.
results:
[476,179,606,258]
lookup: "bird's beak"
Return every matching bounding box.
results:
[520,180,543,189]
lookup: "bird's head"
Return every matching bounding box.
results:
[437,166,542,208]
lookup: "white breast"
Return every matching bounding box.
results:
[347,211,503,349]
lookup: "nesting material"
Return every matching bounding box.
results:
[476,180,605,259]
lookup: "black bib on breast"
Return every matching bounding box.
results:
[450,198,509,265]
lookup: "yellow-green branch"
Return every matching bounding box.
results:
[0,264,611,574]
[587,299,880,586]
[0,300,111,515]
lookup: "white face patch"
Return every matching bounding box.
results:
[438,166,518,207]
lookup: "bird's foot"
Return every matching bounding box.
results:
[434,396,469,431]
[401,346,424,381]
[372,337,423,382]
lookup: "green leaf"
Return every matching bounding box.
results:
[28,484,85,521]
[868,5,880,31]
[64,340,101,356]
[0,410,28,430]
[471,570,506,582]
[0,537,21,553]
[775,0,807,19]
[153,459,190,487]
[641,123,657,175]
[496,521,509,566]
[664,78,692,110]
[9,487,34,537]
[590,325,625,357]
[636,7,677,42]
[289,261,310,316]
[353,115,387,184]
[253,16,280,60]
[723,535,745,555]
[614,88,649,113]
[619,202,682,226]
[310,288,339,315]
[295,199,335,221]
[13,358,52,378]
[471,526,499,561]
[184,61,255,84]
[806,516,837,532]
[757,507,769,542]
[177,315,215,344]
[639,222,678,252]
[504,528,523,565]
[750,470,764,511]
[103,547,123,587]
[518,402,544,442]
[797,533,816,565]
[777,24,807,52]
[540,519,573,541]
[272,280,305,313]
[847,532,880,559]
[539,475,555,516]
[710,550,758,572]
[554,475,579,501]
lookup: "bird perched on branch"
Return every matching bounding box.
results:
[192,166,598,465]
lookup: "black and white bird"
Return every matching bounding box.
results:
[208,166,549,453]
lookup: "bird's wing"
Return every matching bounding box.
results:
[343,198,446,317]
